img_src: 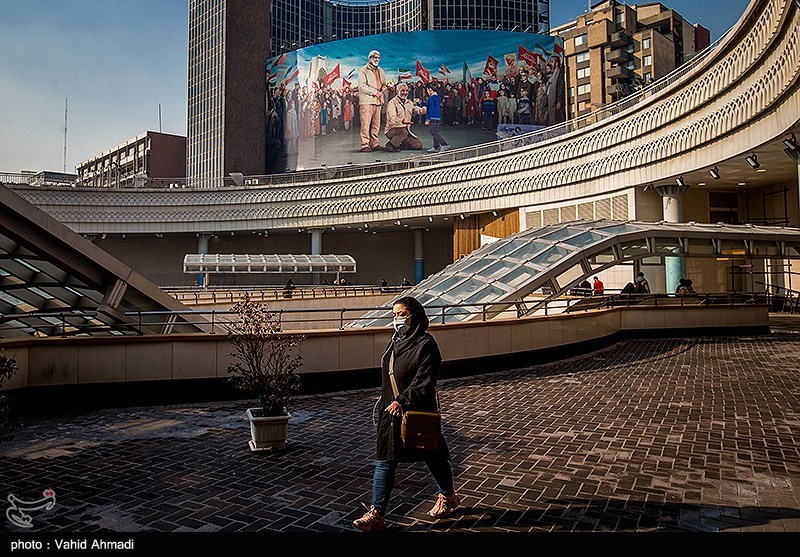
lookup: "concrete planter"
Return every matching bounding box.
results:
[246,408,291,452]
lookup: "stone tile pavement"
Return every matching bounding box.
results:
[2,328,800,535]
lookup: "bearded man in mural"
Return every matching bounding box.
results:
[357,50,388,152]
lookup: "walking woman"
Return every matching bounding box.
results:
[353,296,459,532]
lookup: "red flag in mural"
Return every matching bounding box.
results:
[415,59,431,84]
[517,45,537,68]
[323,63,341,87]
[482,54,499,79]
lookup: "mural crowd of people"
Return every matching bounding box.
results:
[267,53,565,160]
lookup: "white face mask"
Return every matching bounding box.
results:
[392,316,408,333]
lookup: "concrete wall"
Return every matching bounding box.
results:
[1,304,768,391]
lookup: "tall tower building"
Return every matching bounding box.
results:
[188,0,270,186]
[270,0,551,57]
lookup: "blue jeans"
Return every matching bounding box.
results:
[371,458,454,514]
[372,457,455,514]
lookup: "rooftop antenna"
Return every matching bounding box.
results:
[158,103,162,132]
[63,98,68,173]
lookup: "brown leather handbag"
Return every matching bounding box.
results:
[389,351,441,451]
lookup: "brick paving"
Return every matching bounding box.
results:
[2,328,800,533]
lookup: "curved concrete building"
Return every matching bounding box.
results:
[6,0,800,291]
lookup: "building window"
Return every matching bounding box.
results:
[577,83,591,95]
[574,33,587,47]
[644,72,652,83]
[642,37,652,50]
[576,67,590,79]
[615,12,624,24]
[643,54,652,67]
[576,51,590,63]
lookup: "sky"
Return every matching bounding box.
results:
[0,0,751,173]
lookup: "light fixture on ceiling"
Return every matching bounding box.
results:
[676,177,686,187]
[783,134,799,160]
[264,230,269,236]
[459,214,465,220]
[492,210,498,217]
[698,182,706,186]
[428,216,434,222]
[330,226,335,231]
[738,182,747,186]
[708,167,721,180]
[745,153,760,169]
[364,223,369,229]
[395,220,401,225]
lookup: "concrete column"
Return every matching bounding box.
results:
[413,228,425,285]
[653,184,688,293]
[197,234,209,287]
[310,228,323,285]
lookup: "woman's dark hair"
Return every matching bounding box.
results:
[394,296,429,330]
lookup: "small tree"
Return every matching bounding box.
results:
[226,296,303,417]
[0,349,19,444]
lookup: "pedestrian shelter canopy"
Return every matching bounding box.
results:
[183,254,357,275]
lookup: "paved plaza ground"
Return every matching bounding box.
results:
[2,317,800,541]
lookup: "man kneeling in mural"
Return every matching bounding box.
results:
[384,83,427,152]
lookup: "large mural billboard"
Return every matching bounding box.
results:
[265,30,565,173]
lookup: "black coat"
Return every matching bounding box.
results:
[376,332,451,462]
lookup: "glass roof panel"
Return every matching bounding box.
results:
[529,245,573,266]
[477,259,524,280]
[505,241,551,261]
[445,278,491,303]
[539,227,588,242]
[563,231,610,249]
[594,224,643,236]
[461,284,511,305]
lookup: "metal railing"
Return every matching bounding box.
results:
[0,290,771,338]
[755,281,800,314]
[1,27,730,191]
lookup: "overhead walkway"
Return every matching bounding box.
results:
[356,220,800,326]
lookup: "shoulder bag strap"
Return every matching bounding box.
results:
[388,350,400,398]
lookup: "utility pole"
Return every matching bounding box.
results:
[63,98,68,173]
[158,103,162,133]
